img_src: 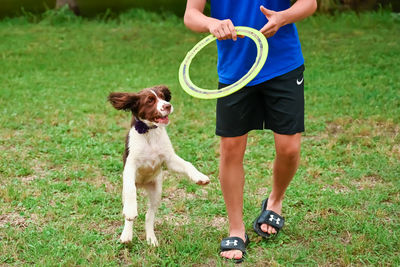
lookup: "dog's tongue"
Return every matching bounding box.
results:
[156,116,169,124]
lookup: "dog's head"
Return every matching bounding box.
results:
[108,85,173,126]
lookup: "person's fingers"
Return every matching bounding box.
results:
[260,18,279,38]
[221,24,232,40]
[213,29,222,40]
[260,6,281,38]
[218,29,225,40]
[260,5,272,18]
[260,22,272,36]
[211,19,240,41]
[226,21,237,41]
[263,31,276,38]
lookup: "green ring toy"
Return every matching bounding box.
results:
[179,26,268,99]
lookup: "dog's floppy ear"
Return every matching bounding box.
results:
[108,92,139,112]
[158,85,171,102]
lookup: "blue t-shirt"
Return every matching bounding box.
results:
[210,0,304,86]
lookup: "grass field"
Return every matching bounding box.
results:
[0,8,399,266]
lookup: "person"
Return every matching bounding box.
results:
[184,0,317,263]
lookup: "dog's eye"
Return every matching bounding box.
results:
[147,97,155,104]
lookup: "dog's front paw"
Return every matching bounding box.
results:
[123,206,138,221]
[120,228,133,243]
[146,234,159,247]
[193,173,210,186]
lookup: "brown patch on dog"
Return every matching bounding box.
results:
[108,85,171,123]
[109,85,172,167]
[108,92,139,112]
[123,132,129,167]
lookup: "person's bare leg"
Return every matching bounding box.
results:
[261,133,301,234]
[219,134,248,261]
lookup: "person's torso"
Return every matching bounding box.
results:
[210,0,304,85]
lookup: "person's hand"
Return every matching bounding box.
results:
[207,19,238,41]
[260,6,285,38]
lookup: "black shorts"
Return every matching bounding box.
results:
[216,65,305,137]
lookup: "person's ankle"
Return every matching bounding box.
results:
[229,224,246,238]
[268,194,284,205]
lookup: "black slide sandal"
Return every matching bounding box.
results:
[220,234,250,264]
[253,198,285,238]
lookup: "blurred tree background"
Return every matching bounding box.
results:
[0,0,399,18]
[316,0,400,12]
[0,0,185,18]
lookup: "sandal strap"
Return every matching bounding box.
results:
[257,210,285,230]
[220,236,247,253]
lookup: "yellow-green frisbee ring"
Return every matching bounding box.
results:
[179,26,268,99]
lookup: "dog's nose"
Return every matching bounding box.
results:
[162,103,171,112]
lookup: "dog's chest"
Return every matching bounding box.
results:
[128,128,170,183]
[135,142,164,168]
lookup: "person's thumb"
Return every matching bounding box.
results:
[260,5,272,18]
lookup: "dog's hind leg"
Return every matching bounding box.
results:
[143,173,162,246]
[120,162,137,243]
[122,162,138,220]
[120,219,134,243]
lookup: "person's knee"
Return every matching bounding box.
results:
[220,136,247,162]
[274,133,301,161]
[276,142,300,161]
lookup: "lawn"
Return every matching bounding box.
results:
[0,8,399,266]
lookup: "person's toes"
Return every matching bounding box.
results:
[261,223,277,234]
[220,251,229,259]
[229,250,242,260]
[261,223,268,232]
[268,225,277,234]
[233,251,243,260]
[221,250,242,260]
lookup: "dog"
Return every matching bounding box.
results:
[108,85,210,246]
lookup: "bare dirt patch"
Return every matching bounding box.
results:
[351,175,383,190]
[304,118,399,142]
[322,177,351,194]
[159,187,195,227]
[0,213,27,229]
[20,159,49,183]
[326,118,399,139]
[208,216,227,230]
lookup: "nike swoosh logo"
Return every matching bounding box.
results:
[296,77,304,85]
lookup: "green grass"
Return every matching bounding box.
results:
[1,8,399,266]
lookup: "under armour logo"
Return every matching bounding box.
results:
[225,240,238,246]
[269,214,281,225]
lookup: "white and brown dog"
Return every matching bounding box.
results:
[108,85,210,246]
